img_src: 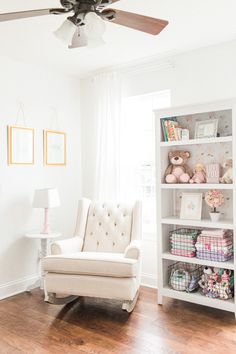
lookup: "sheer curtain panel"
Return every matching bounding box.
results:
[91,72,122,200]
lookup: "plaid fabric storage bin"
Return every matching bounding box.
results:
[170,228,200,258]
[196,251,233,262]
[169,262,203,292]
[196,232,233,262]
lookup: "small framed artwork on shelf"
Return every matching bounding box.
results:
[44,130,66,166]
[180,193,202,220]
[194,119,218,139]
[8,125,34,165]
[206,163,220,183]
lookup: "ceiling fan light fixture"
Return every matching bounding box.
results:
[54,18,76,44]
[84,12,106,47]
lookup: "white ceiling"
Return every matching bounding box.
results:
[1,0,236,77]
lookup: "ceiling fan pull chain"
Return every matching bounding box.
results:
[15,102,27,127]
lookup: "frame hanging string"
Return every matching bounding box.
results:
[50,107,60,130]
[15,102,27,126]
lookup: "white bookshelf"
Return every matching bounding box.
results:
[154,99,236,318]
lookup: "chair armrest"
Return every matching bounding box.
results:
[124,240,142,260]
[51,236,84,255]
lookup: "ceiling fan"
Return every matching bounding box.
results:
[0,0,169,48]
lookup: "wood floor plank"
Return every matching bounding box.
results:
[0,287,235,354]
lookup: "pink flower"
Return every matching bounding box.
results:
[205,189,224,210]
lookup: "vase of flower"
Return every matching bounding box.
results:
[205,189,224,222]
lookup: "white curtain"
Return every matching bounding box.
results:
[91,71,121,200]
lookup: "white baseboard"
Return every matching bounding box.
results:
[0,274,39,300]
[141,272,157,289]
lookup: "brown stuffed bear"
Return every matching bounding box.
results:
[165,150,193,183]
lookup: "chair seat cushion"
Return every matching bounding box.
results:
[42,252,138,278]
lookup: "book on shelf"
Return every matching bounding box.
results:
[161,117,179,142]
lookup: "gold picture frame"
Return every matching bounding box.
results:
[8,125,35,165]
[44,130,66,166]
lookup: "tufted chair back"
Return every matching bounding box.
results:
[74,199,142,253]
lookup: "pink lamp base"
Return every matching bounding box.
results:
[41,208,51,234]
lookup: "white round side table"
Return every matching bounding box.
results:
[25,232,61,291]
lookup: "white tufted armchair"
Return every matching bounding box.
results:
[42,198,142,312]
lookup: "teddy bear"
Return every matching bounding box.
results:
[189,163,206,184]
[220,158,233,184]
[165,150,193,183]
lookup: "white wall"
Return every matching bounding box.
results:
[80,39,236,288]
[0,55,82,299]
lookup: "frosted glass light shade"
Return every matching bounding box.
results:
[54,19,76,44]
[33,188,60,209]
[69,26,88,48]
[84,12,106,47]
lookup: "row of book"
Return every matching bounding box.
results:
[161,117,188,142]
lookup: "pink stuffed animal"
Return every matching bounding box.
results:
[221,269,231,283]
[189,164,206,184]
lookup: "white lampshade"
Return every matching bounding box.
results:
[33,188,60,209]
[54,19,77,44]
[84,12,106,47]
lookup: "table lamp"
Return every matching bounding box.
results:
[33,188,60,234]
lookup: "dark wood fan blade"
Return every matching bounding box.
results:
[0,8,67,22]
[109,9,168,35]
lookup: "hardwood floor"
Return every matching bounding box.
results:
[0,286,235,354]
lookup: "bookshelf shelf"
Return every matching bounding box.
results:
[162,252,234,270]
[162,287,235,312]
[161,183,233,190]
[155,99,236,318]
[160,136,232,147]
[161,216,234,229]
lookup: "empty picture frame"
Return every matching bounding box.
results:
[8,125,34,165]
[44,130,66,166]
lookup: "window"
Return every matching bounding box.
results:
[120,90,171,237]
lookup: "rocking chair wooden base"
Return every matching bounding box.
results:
[122,290,139,313]
[45,292,79,305]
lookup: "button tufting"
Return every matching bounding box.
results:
[117,205,119,208]
[106,232,108,236]
[114,223,117,227]
[90,232,93,236]
[113,242,115,246]
[121,233,124,236]
[99,222,101,226]
[93,213,95,217]
[108,213,110,217]
[123,215,126,217]
[97,241,99,246]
